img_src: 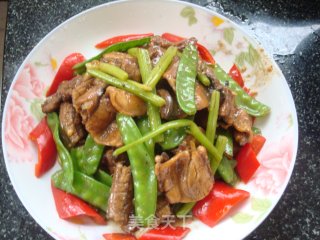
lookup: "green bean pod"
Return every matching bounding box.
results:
[160,127,187,150]
[77,134,104,176]
[217,156,239,186]
[87,69,165,107]
[52,170,110,211]
[197,72,211,86]
[98,62,129,81]
[176,43,199,115]
[116,114,157,226]
[47,112,74,185]
[136,117,155,159]
[94,169,113,187]
[212,135,227,174]
[212,64,270,117]
[73,37,151,74]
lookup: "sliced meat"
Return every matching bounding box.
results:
[107,164,133,230]
[72,77,107,122]
[103,149,128,175]
[219,87,237,127]
[148,45,166,66]
[156,196,172,223]
[106,86,147,117]
[155,143,213,204]
[195,83,210,110]
[163,56,179,91]
[93,121,123,147]
[42,75,82,113]
[157,89,186,120]
[59,102,86,148]
[150,36,197,51]
[85,93,117,145]
[101,52,141,82]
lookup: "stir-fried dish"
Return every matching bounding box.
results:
[29,33,269,240]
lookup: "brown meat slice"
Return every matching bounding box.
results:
[155,144,213,204]
[85,93,117,145]
[107,164,133,230]
[101,52,141,82]
[93,121,123,147]
[195,83,210,110]
[219,87,238,127]
[103,149,128,175]
[163,56,179,91]
[106,86,147,117]
[59,102,86,148]
[42,75,82,113]
[156,196,172,221]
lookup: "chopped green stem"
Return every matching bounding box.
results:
[211,136,227,173]
[87,69,165,107]
[145,46,177,88]
[197,72,211,86]
[176,202,196,217]
[206,90,220,143]
[114,119,221,165]
[94,169,113,187]
[99,62,128,81]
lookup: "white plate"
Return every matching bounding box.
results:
[2,0,298,239]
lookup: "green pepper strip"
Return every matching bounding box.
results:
[76,134,104,176]
[217,156,239,186]
[87,69,165,107]
[136,117,155,159]
[145,46,177,88]
[197,72,211,86]
[47,112,74,185]
[52,170,110,211]
[131,48,163,142]
[98,62,129,81]
[73,37,151,74]
[117,114,157,226]
[176,43,199,115]
[94,169,113,187]
[114,119,221,164]
[212,64,270,117]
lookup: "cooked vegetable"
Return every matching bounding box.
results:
[236,143,260,183]
[217,156,238,186]
[213,135,227,174]
[47,112,74,185]
[136,117,155,158]
[87,69,165,107]
[139,226,191,240]
[217,129,234,157]
[46,53,85,96]
[29,117,57,178]
[193,182,250,227]
[74,37,151,74]
[251,134,266,155]
[197,72,211,86]
[206,90,220,143]
[212,64,270,117]
[114,119,221,164]
[75,134,104,176]
[145,46,178,88]
[52,170,110,211]
[103,233,136,240]
[176,43,198,115]
[51,183,106,224]
[160,127,186,150]
[98,62,129,81]
[228,64,244,87]
[117,114,157,226]
[96,33,154,49]
[94,169,113,187]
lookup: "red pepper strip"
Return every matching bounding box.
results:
[29,117,57,178]
[228,64,244,87]
[250,135,266,155]
[103,233,136,240]
[51,182,106,225]
[95,33,154,49]
[161,33,215,64]
[139,226,191,240]
[193,182,250,227]
[236,143,260,183]
[46,53,85,97]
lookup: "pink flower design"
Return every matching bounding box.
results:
[250,133,294,195]
[13,64,45,99]
[4,92,35,163]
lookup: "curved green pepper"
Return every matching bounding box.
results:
[47,112,74,185]
[176,43,199,115]
[52,170,110,211]
[116,114,157,226]
[212,64,270,117]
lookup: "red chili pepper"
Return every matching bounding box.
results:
[236,143,260,183]
[29,117,57,178]
[161,33,215,64]
[138,226,191,240]
[95,33,154,49]
[228,64,244,87]
[46,53,85,97]
[51,182,106,225]
[193,182,250,227]
[103,233,137,240]
[250,135,266,155]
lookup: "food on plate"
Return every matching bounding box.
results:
[29,33,269,239]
